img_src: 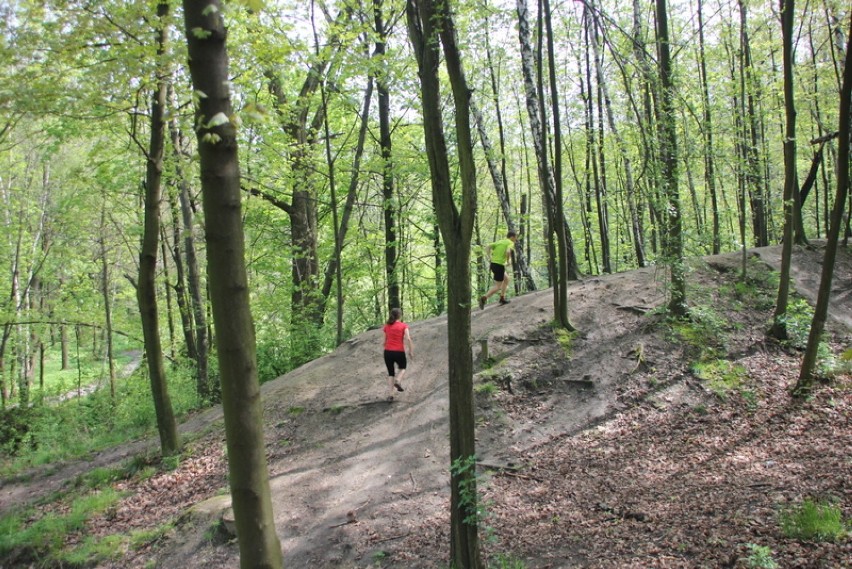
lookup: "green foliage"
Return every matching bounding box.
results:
[0,362,202,478]
[475,381,497,396]
[0,488,121,561]
[780,298,816,349]
[450,455,484,526]
[780,499,848,542]
[450,454,497,544]
[692,360,749,399]
[669,305,729,361]
[553,327,578,358]
[744,543,778,569]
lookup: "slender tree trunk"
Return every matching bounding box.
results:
[181,1,283,567]
[588,2,644,268]
[470,98,536,290]
[99,204,116,399]
[138,1,179,456]
[60,321,68,370]
[373,0,400,313]
[168,105,210,400]
[656,0,686,316]
[160,231,178,361]
[320,77,373,306]
[517,0,574,329]
[166,192,198,365]
[406,1,483,566]
[797,12,852,390]
[698,0,721,254]
[313,5,344,345]
[770,0,800,340]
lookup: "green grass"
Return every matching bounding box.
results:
[0,488,121,561]
[780,499,848,542]
[475,381,497,396]
[692,359,749,398]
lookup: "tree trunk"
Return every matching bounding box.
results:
[374,0,400,312]
[698,0,721,254]
[770,0,799,340]
[99,204,116,399]
[797,11,852,390]
[655,0,687,316]
[320,77,373,308]
[138,0,179,457]
[588,2,644,268]
[181,1,283,567]
[470,98,536,290]
[406,1,483,566]
[739,0,769,247]
[166,192,198,363]
[168,106,210,400]
[517,0,575,329]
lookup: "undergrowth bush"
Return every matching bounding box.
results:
[1,362,202,476]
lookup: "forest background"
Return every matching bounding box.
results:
[0,0,850,564]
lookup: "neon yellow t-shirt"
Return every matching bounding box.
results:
[489,238,515,266]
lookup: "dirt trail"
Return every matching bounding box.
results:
[1,244,849,568]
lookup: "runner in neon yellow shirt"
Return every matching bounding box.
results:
[479,230,517,309]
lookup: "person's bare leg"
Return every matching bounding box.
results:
[500,276,510,298]
[387,375,396,399]
[483,281,501,300]
[395,368,406,390]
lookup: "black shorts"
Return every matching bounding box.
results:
[384,350,407,376]
[490,262,507,282]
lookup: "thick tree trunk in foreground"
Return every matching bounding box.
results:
[181,1,283,567]
[407,0,483,566]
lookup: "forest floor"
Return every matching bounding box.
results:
[0,243,850,568]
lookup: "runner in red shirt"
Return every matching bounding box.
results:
[383,307,414,400]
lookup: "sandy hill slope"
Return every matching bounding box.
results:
[1,244,849,568]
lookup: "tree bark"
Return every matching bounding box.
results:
[470,97,536,290]
[770,0,800,340]
[797,11,852,390]
[181,1,283,567]
[138,0,179,457]
[374,0,400,313]
[655,0,687,316]
[517,0,575,329]
[168,107,210,400]
[698,0,721,254]
[406,1,483,566]
[99,204,116,399]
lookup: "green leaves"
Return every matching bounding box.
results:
[206,112,230,128]
[191,27,212,39]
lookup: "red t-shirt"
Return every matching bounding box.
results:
[383,321,408,352]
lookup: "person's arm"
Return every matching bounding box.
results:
[404,328,414,359]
